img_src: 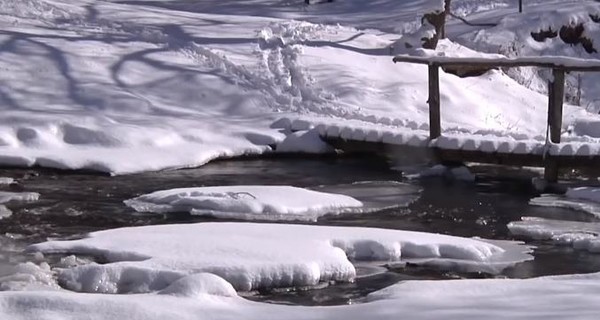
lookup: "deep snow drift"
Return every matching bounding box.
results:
[27,222,532,293]
[124,185,364,221]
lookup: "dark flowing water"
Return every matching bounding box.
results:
[1,156,600,306]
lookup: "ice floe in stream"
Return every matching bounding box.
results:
[0,191,40,220]
[530,187,600,218]
[124,185,364,221]
[27,222,532,293]
[508,217,600,253]
[125,183,420,221]
[0,191,39,204]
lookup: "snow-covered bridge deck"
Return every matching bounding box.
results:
[280,117,600,177]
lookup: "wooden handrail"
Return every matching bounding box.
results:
[393,55,600,72]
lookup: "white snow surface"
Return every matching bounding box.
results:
[1,0,599,174]
[508,217,600,253]
[458,1,600,113]
[2,271,600,320]
[124,185,363,221]
[27,222,532,293]
[276,129,335,154]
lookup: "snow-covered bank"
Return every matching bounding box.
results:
[0,0,598,174]
[459,1,600,113]
[124,185,364,221]
[1,271,600,320]
[508,216,600,253]
[27,222,532,293]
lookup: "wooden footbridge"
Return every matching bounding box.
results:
[283,55,600,183]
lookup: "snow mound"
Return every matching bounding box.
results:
[27,222,532,293]
[508,217,600,253]
[158,273,237,298]
[0,261,59,291]
[124,185,363,221]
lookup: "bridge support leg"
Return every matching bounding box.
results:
[428,64,441,140]
[544,68,565,183]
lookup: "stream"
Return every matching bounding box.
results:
[1,156,600,306]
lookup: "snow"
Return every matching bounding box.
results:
[508,216,600,253]
[0,0,597,174]
[1,271,600,320]
[529,187,600,218]
[393,53,600,68]
[275,129,335,154]
[0,191,40,204]
[459,1,600,112]
[2,1,600,318]
[0,205,11,219]
[27,222,532,293]
[0,177,14,185]
[124,185,363,221]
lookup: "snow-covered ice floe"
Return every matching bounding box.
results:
[530,187,600,218]
[124,185,364,221]
[2,271,600,320]
[508,216,600,253]
[27,222,532,293]
[0,191,39,204]
[0,191,40,220]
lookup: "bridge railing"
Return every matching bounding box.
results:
[392,54,600,181]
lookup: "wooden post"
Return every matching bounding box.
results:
[544,68,565,182]
[428,64,441,140]
[519,0,523,13]
[550,69,565,143]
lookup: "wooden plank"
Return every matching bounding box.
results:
[428,65,441,140]
[324,136,600,170]
[392,55,600,72]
